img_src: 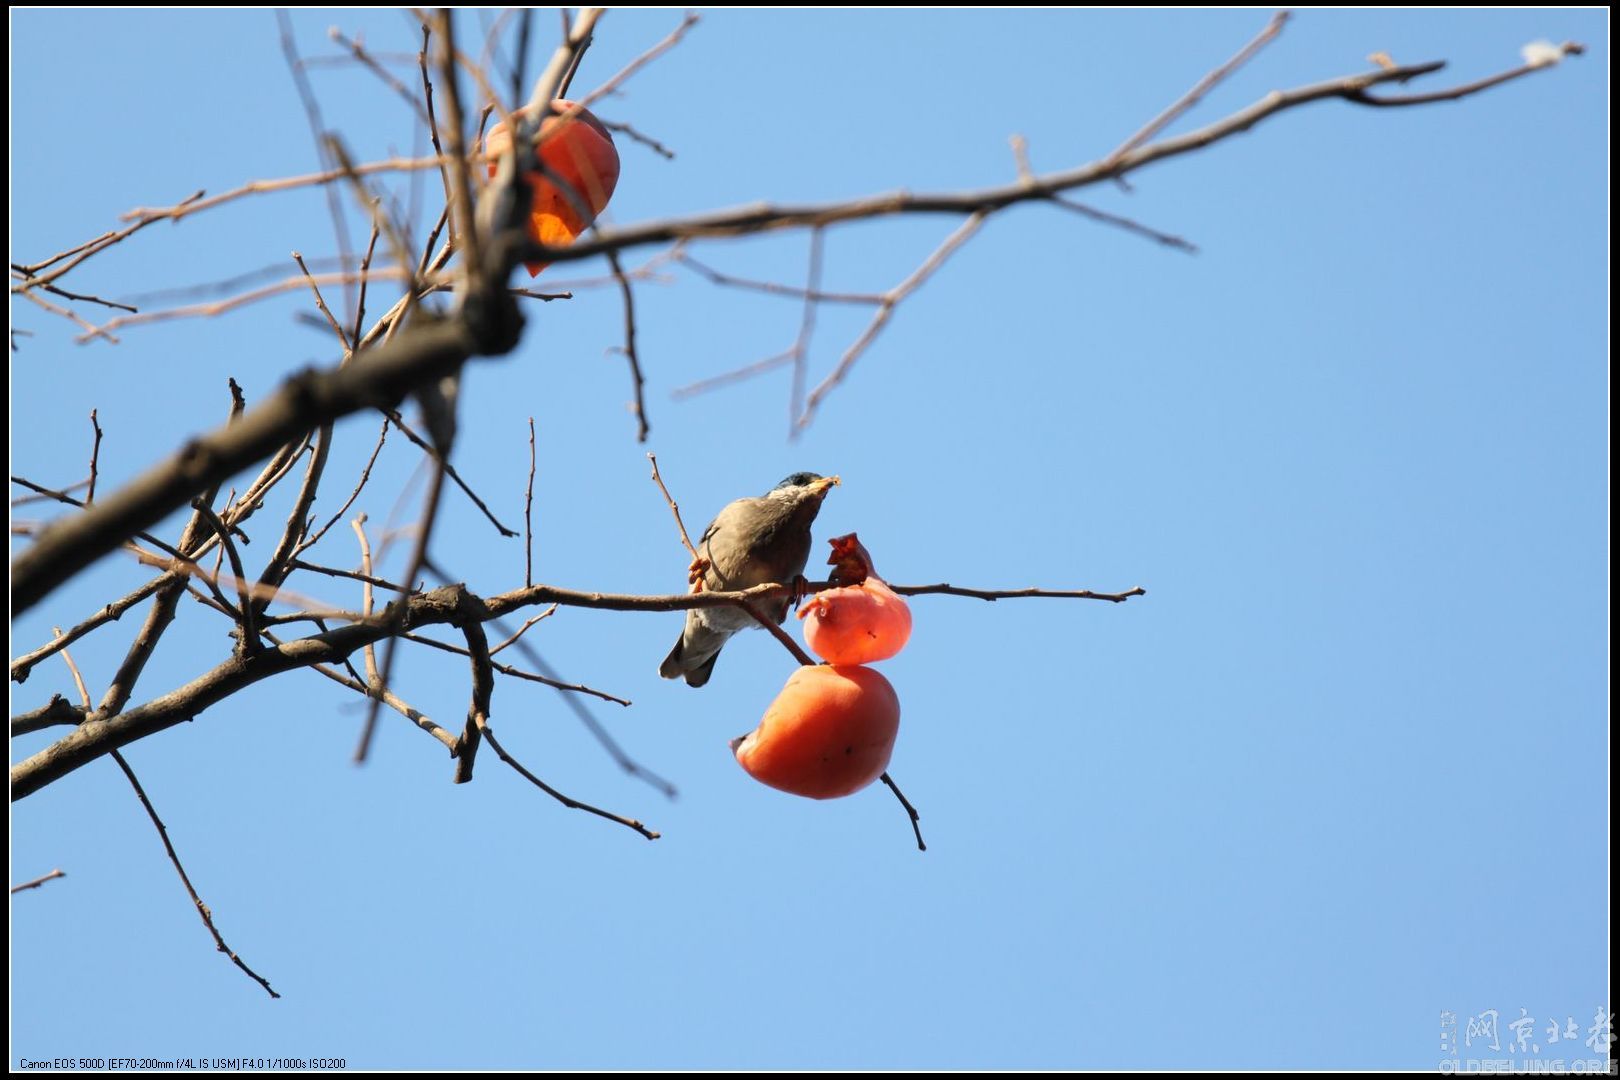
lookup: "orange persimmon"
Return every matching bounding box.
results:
[798,578,912,665]
[485,101,620,276]
[732,665,900,800]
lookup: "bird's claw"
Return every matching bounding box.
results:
[687,555,711,593]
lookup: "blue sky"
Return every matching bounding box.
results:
[10,9,1609,1070]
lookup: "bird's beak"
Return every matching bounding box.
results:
[812,475,841,494]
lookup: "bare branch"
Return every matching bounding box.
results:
[351,515,384,764]
[292,251,353,352]
[489,605,556,657]
[598,118,676,159]
[328,25,432,123]
[400,629,629,707]
[478,722,659,841]
[190,500,260,656]
[797,213,986,432]
[110,750,280,999]
[11,869,68,894]
[524,416,536,587]
[646,452,700,565]
[1343,41,1584,106]
[298,417,388,554]
[55,628,278,996]
[889,583,1147,603]
[13,316,489,614]
[436,9,482,292]
[1104,10,1291,165]
[606,252,650,442]
[85,409,104,506]
[675,249,883,306]
[880,773,926,852]
[12,572,1138,797]
[524,58,1522,274]
[450,601,493,784]
[95,386,245,718]
[11,695,86,736]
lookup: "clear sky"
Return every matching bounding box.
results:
[10,9,1609,1070]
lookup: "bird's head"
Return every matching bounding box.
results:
[768,472,841,502]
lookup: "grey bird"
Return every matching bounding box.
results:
[659,472,840,687]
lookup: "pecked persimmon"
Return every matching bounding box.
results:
[485,101,620,276]
[798,579,912,666]
[732,665,900,799]
[796,531,912,665]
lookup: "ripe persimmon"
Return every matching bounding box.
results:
[798,578,912,665]
[485,101,620,276]
[732,665,900,799]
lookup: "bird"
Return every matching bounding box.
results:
[659,472,840,687]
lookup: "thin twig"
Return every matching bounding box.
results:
[190,501,260,655]
[85,409,104,506]
[509,8,533,110]
[646,453,699,561]
[880,773,926,852]
[1047,195,1198,253]
[292,251,352,352]
[53,627,93,707]
[669,350,797,401]
[797,212,986,432]
[110,750,280,998]
[889,583,1147,603]
[399,630,630,707]
[436,9,482,292]
[350,224,381,349]
[8,192,203,291]
[524,417,536,586]
[382,407,518,536]
[11,575,167,684]
[249,424,332,619]
[491,607,556,656]
[328,26,432,123]
[1105,10,1291,166]
[598,118,676,159]
[478,721,659,840]
[1343,41,1584,106]
[788,228,824,427]
[94,384,245,718]
[606,251,650,441]
[351,514,383,764]
[277,9,357,321]
[57,632,278,996]
[298,417,389,554]
[76,267,421,340]
[676,249,883,305]
[745,605,816,666]
[295,652,459,753]
[288,559,412,595]
[10,869,67,894]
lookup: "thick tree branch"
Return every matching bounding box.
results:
[13,575,1140,797]
[13,317,498,614]
[522,57,1553,270]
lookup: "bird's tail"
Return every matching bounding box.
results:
[659,621,726,687]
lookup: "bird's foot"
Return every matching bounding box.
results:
[789,573,813,606]
[687,556,711,593]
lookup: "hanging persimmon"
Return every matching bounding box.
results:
[731,665,900,800]
[485,101,620,276]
